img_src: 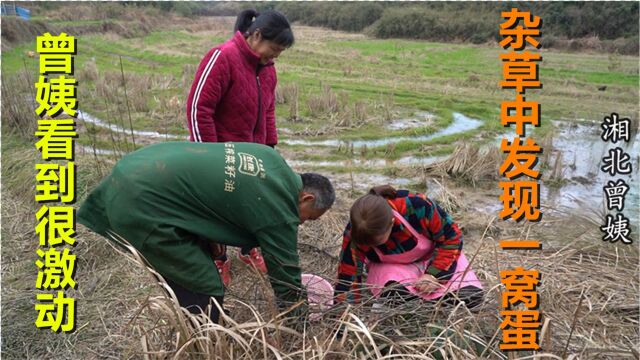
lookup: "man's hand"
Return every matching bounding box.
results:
[414,274,443,294]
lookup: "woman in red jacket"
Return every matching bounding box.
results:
[186,9,294,286]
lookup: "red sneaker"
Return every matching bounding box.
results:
[238,248,267,273]
[214,259,231,287]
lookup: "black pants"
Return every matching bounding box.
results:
[165,278,224,323]
[380,282,484,310]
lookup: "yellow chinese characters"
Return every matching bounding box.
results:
[35,119,77,160]
[498,9,543,352]
[499,9,543,222]
[34,32,78,333]
[35,162,75,203]
[500,268,541,350]
[35,32,77,118]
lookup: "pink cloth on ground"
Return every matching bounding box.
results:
[301,273,334,321]
[365,210,482,300]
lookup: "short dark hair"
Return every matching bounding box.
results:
[300,173,335,210]
[234,9,295,48]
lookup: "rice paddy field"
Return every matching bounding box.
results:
[2,8,639,360]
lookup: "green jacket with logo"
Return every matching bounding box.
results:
[78,142,303,304]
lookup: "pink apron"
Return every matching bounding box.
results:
[365,210,482,300]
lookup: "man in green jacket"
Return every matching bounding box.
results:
[78,142,335,322]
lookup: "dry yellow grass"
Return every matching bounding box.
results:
[2,142,638,358]
[89,208,639,359]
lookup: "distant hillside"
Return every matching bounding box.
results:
[275,2,639,55]
[7,1,639,55]
[189,1,637,55]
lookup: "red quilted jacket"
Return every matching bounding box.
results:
[186,31,278,145]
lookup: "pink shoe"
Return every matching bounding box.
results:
[214,259,231,287]
[238,248,267,273]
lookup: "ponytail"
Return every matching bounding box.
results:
[233,9,294,48]
[234,9,259,34]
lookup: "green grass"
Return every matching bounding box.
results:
[2,20,638,162]
[1,42,38,75]
[77,36,197,76]
[541,67,639,86]
[139,30,204,46]
[329,39,449,55]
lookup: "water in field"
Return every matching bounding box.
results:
[76,110,478,165]
[280,112,483,148]
[490,120,639,222]
[541,121,639,220]
[386,111,436,130]
[78,145,118,156]
[287,155,447,168]
[78,110,184,140]
[76,109,638,222]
